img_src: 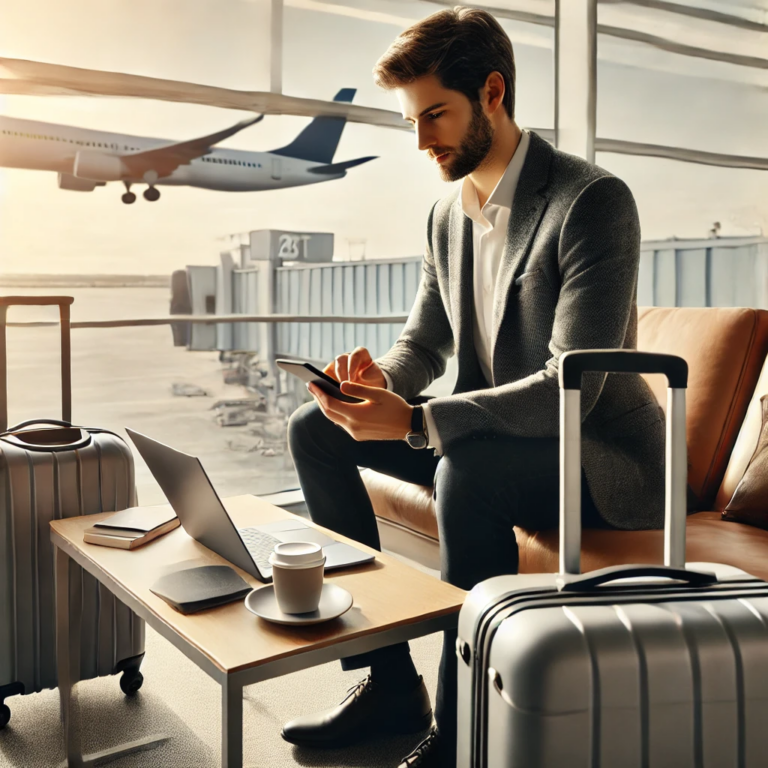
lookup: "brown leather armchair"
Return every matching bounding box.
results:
[362,307,768,580]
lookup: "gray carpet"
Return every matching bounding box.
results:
[0,563,444,767]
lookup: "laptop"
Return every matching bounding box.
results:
[125,428,374,582]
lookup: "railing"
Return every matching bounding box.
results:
[3,312,415,441]
[6,314,410,329]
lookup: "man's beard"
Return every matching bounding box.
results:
[435,101,494,182]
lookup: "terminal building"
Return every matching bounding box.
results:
[169,228,768,416]
[174,228,768,358]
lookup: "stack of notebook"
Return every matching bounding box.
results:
[84,505,180,549]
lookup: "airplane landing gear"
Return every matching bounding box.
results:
[143,187,160,202]
[122,182,136,204]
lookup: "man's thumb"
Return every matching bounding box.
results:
[340,381,381,402]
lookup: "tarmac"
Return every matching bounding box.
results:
[3,285,298,505]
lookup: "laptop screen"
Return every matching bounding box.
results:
[125,428,261,579]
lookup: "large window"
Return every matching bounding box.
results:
[2,0,766,502]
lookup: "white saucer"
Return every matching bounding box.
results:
[245,582,353,626]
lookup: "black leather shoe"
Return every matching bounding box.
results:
[398,726,442,767]
[281,674,433,748]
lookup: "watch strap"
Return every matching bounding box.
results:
[411,405,425,433]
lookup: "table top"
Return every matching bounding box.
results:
[50,495,465,675]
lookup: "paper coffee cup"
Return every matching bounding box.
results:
[269,541,325,614]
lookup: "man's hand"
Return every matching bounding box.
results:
[307,380,413,442]
[323,347,387,389]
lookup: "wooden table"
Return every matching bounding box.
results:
[50,495,466,767]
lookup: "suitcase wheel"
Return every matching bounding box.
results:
[0,682,24,729]
[114,652,145,697]
[119,669,144,696]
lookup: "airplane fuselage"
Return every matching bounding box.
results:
[0,115,342,191]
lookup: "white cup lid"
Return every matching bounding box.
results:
[268,541,325,569]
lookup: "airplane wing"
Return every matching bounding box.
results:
[0,57,412,132]
[119,114,263,178]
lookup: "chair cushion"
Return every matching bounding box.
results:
[716,352,768,511]
[363,466,768,581]
[637,307,768,509]
[722,395,768,528]
[363,468,438,540]
[516,512,768,581]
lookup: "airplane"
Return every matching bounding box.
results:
[0,88,377,203]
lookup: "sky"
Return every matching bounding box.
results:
[0,0,766,275]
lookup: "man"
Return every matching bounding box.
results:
[282,7,665,767]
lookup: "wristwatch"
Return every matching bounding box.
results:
[405,405,429,449]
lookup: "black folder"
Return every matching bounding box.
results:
[150,564,251,614]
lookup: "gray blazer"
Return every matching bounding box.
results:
[377,130,665,530]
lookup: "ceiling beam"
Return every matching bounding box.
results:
[1,59,766,171]
[595,138,768,170]
[601,0,768,34]
[599,23,768,70]
[421,0,768,70]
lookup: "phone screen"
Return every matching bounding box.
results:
[276,360,364,403]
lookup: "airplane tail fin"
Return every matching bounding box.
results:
[270,88,355,164]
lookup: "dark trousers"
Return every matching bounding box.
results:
[287,400,603,766]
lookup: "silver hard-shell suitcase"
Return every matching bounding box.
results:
[457,349,768,767]
[0,296,145,729]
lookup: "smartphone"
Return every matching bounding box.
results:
[276,359,364,404]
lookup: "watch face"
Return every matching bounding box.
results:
[406,433,428,449]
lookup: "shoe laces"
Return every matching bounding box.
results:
[340,675,376,705]
[403,727,439,766]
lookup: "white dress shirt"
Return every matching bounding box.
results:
[385,129,531,454]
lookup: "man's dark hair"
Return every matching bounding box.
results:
[373,6,516,120]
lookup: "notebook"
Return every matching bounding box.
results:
[84,505,180,550]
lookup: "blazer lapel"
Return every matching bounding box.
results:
[448,200,474,350]
[490,132,552,366]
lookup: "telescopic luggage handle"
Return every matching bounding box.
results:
[0,296,74,433]
[558,349,689,575]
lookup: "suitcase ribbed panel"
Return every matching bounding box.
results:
[31,448,57,692]
[485,596,768,768]
[0,430,143,694]
[0,452,12,686]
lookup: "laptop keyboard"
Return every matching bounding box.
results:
[238,527,282,569]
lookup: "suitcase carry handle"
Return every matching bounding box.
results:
[0,296,74,433]
[7,418,116,437]
[1,419,120,452]
[1,419,92,452]
[558,349,689,575]
[557,564,717,592]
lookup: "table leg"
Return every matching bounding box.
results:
[221,675,243,768]
[55,545,169,768]
[57,545,84,767]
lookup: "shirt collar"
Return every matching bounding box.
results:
[460,129,530,226]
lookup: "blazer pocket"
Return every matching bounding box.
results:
[514,269,548,292]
